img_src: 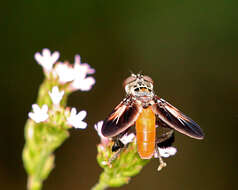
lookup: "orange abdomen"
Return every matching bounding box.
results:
[136,106,156,159]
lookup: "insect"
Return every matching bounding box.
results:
[101,74,204,170]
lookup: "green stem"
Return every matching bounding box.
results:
[93,142,150,189]
[91,172,109,190]
[23,78,69,190]
[27,176,42,190]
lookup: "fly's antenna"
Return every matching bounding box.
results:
[129,70,136,77]
[138,70,144,78]
[129,70,134,75]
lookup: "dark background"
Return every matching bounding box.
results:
[2,0,238,189]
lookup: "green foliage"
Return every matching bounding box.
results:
[22,49,95,190]
[93,141,150,190]
[23,79,70,190]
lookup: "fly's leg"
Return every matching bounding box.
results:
[158,156,167,171]
[154,130,174,171]
[109,128,134,164]
[108,138,125,166]
[112,139,124,152]
[154,145,167,171]
[109,149,122,166]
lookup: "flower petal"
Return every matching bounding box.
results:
[77,110,87,120]
[72,77,95,91]
[54,62,75,83]
[42,48,51,57]
[78,121,87,129]
[42,104,48,112]
[94,121,110,145]
[34,48,60,72]
[120,133,135,145]
[67,108,87,129]
[49,86,64,105]
[28,104,49,123]
[71,107,77,115]
[158,147,177,158]
[51,51,60,62]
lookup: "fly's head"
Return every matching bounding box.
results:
[123,74,154,104]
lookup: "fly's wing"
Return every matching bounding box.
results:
[152,97,204,139]
[102,96,142,138]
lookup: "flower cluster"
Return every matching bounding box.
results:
[28,48,96,129]
[35,48,95,92]
[23,48,96,190]
[28,100,87,129]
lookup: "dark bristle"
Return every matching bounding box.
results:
[112,140,124,152]
[157,132,175,148]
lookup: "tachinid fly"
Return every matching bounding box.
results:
[101,74,204,168]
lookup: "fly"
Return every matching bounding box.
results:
[101,74,204,169]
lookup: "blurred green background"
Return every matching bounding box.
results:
[1,0,238,189]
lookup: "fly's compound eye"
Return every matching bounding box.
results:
[143,75,154,84]
[123,76,137,87]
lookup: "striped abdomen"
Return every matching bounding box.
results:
[135,106,156,159]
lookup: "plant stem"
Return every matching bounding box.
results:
[23,79,69,190]
[27,176,42,190]
[91,173,108,190]
[93,142,150,189]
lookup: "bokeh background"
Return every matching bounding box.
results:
[2,0,238,189]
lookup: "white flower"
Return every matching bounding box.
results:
[120,133,135,145]
[67,108,87,129]
[53,62,75,83]
[94,121,110,145]
[48,86,64,105]
[94,121,104,138]
[74,55,95,76]
[52,54,95,91]
[34,48,60,72]
[28,104,49,123]
[158,147,177,158]
[71,76,95,91]
[70,55,96,91]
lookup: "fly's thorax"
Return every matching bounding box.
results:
[124,74,154,104]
